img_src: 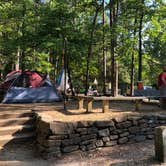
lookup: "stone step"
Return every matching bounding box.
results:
[0,132,36,147]
[0,117,35,127]
[0,112,35,119]
[0,108,32,112]
[0,125,35,135]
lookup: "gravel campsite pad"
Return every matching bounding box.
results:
[0,140,164,166]
[0,101,165,166]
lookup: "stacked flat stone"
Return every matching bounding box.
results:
[35,114,166,159]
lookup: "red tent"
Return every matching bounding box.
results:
[0,70,43,89]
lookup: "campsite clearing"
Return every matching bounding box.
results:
[0,100,165,166]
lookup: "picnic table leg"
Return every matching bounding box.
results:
[86,98,93,113]
[78,97,84,110]
[135,99,142,111]
[102,100,109,113]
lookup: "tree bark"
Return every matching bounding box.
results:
[15,47,20,70]
[109,0,118,97]
[130,16,138,96]
[138,0,144,81]
[85,5,100,95]
[102,0,106,95]
[20,0,26,70]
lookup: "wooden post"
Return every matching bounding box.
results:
[78,97,84,110]
[135,99,142,111]
[115,62,118,96]
[160,97,166,109]
[155,126,166,163]
[86,97,93,113]
[102,100,109,113]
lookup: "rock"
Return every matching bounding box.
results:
[77,121,89,128]
[159,120,166,124]
[109,126,115,132]
[138,119,147,124]
[62,137,81,146]
[116,121,132,129]
[86,144,96,151]
[95,120,114,128]
[49,135,68,140]
[87,127,98,134]
[96,140,104,147]
[118,137,128,144]
[120,132,130,138]
[157,115,166,120]
[102,137,110,142]
[110,135,118,140]
[62,145,79,153]
[149,123,158,128]
[127,134,135,139]
[81,134,97,141]
[98,129,110,137]
[50,121,75,134]
[69,134,80,138]
[105,140,117,146]
[139,123,148,128]
[143,115,155,120]
[76,128,87,133]
[132,120,138,126]
[80,139,96,145]
[45,147,61,153]
[44,140,61,147]
[128,126,140,134]
[114,116,127,123]
[147,134,154,139]
[135,135,146,142]
[80,145,86,151]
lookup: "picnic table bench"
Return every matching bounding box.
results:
[76,95,147,113]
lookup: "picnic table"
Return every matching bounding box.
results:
[76,95,147,113]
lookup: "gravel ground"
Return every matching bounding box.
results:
[0,140,165,166]
[0,101,165,166]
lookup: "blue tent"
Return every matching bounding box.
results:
[56,69,70,92]
[2,71,62,103]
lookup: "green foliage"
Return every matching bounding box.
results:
[0,0,166,91]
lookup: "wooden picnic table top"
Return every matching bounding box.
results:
[93,96,147,100]
[76,95,147,100]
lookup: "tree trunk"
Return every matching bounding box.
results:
[115,62,118,96]
[15,47,20,70]
[109,0,118,97]
[102,0,106,95]
[20,0,26,70]
[138,0,144,81]
[130,16,138,96]
[85,6,100,95]
[130,53,134,96]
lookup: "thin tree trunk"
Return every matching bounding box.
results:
[115,62,118,96]
[130,53,135,96]
[16,47,20,70]
[20,1,26,70]
[130,17,138,96]
[85,6,100,95]
[102,0,106,95]
[66,44,75,96]
[109,0,118,97]
[138,0,144,81]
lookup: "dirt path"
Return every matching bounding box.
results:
[0,140,165,166]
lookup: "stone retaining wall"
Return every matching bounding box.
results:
[36,114,166,158]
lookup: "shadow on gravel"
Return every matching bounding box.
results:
[109,157,160,166]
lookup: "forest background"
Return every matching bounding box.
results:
[0,0,166,95]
